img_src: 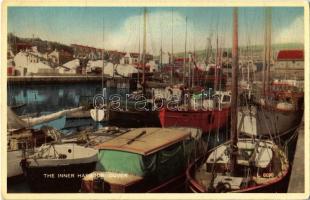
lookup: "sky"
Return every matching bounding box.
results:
[8,7,304,55]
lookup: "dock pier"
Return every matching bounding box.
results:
[287,117,305,193]
[8,75,107,84]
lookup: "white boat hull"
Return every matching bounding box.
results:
[7,150,24,178]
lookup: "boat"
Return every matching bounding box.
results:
[7,107,60,179]
[238,7,304,138]
[238,90,303,138]
[108,109,160,127]
[187,138,289,192]
[20,143,98,192]
[159,90,231,133]
[7,127,59,179]
[186,8,289,193]
[158,14,231,134]
[107,9,162,128]
[80,127,202,193]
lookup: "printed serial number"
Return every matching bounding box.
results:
[262,173,274,178]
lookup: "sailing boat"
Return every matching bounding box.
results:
[107,8,161,128]
[7,106,82,178]
[159,16,231,134]
[238,8,304,138]
[186,8,289,193]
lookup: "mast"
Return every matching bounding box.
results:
[171,8,174,85]
[230,7,239,176]
[192,42,196,87]
[137,11,141,88]
[102,18,105,96]
[262,8,272,96]
[142,7,147,95]
[214,35,219,91]
[183,16,188,86]
[160,20,163,69]
[266,8,272,93]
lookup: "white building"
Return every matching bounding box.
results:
[119,52,140,65]
[58,59,80,74]
[13,51,55,76]
[48,49,73,66]
[87,60,138,77]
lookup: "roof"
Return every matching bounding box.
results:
[174,57,190,63]
[96,127,191,155]
[277,50,304,61]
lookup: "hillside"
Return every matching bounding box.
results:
[8,33,73,54]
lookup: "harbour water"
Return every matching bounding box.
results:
[8,82,129,115]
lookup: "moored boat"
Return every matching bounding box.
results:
[7,107,60,179]
[186,138,289,193]
[80,127,202,193]
[239,65,304,138]
[7,127,58,179]
[186,8,290,193]
[20,143,98,192]
[159,91,231,133]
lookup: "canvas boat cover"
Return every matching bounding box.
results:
[96,127,191,155]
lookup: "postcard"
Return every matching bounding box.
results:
[1,0,309,199]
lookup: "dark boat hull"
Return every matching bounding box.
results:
[81,172,187,193]
[24,162,97,192]
[108,110,161,127]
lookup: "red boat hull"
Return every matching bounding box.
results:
[159,107,230,133]
[186,152,290,193]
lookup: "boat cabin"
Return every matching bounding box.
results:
[81,127,201,193]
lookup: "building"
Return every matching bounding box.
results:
[48,49,73,66]
[58,59,80,74]
[120,52,140,65]
[120,52,153,66]
[13,51,56,76]
[106,50,126,64]
[272,49,304,79]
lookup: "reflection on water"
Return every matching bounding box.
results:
[8,83,129,116]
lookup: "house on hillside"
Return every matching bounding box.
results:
[120,52,140,65]
[58,59,80,74]
[120,52,153,66]
[48,49,73,66]
[13,51,56,76]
